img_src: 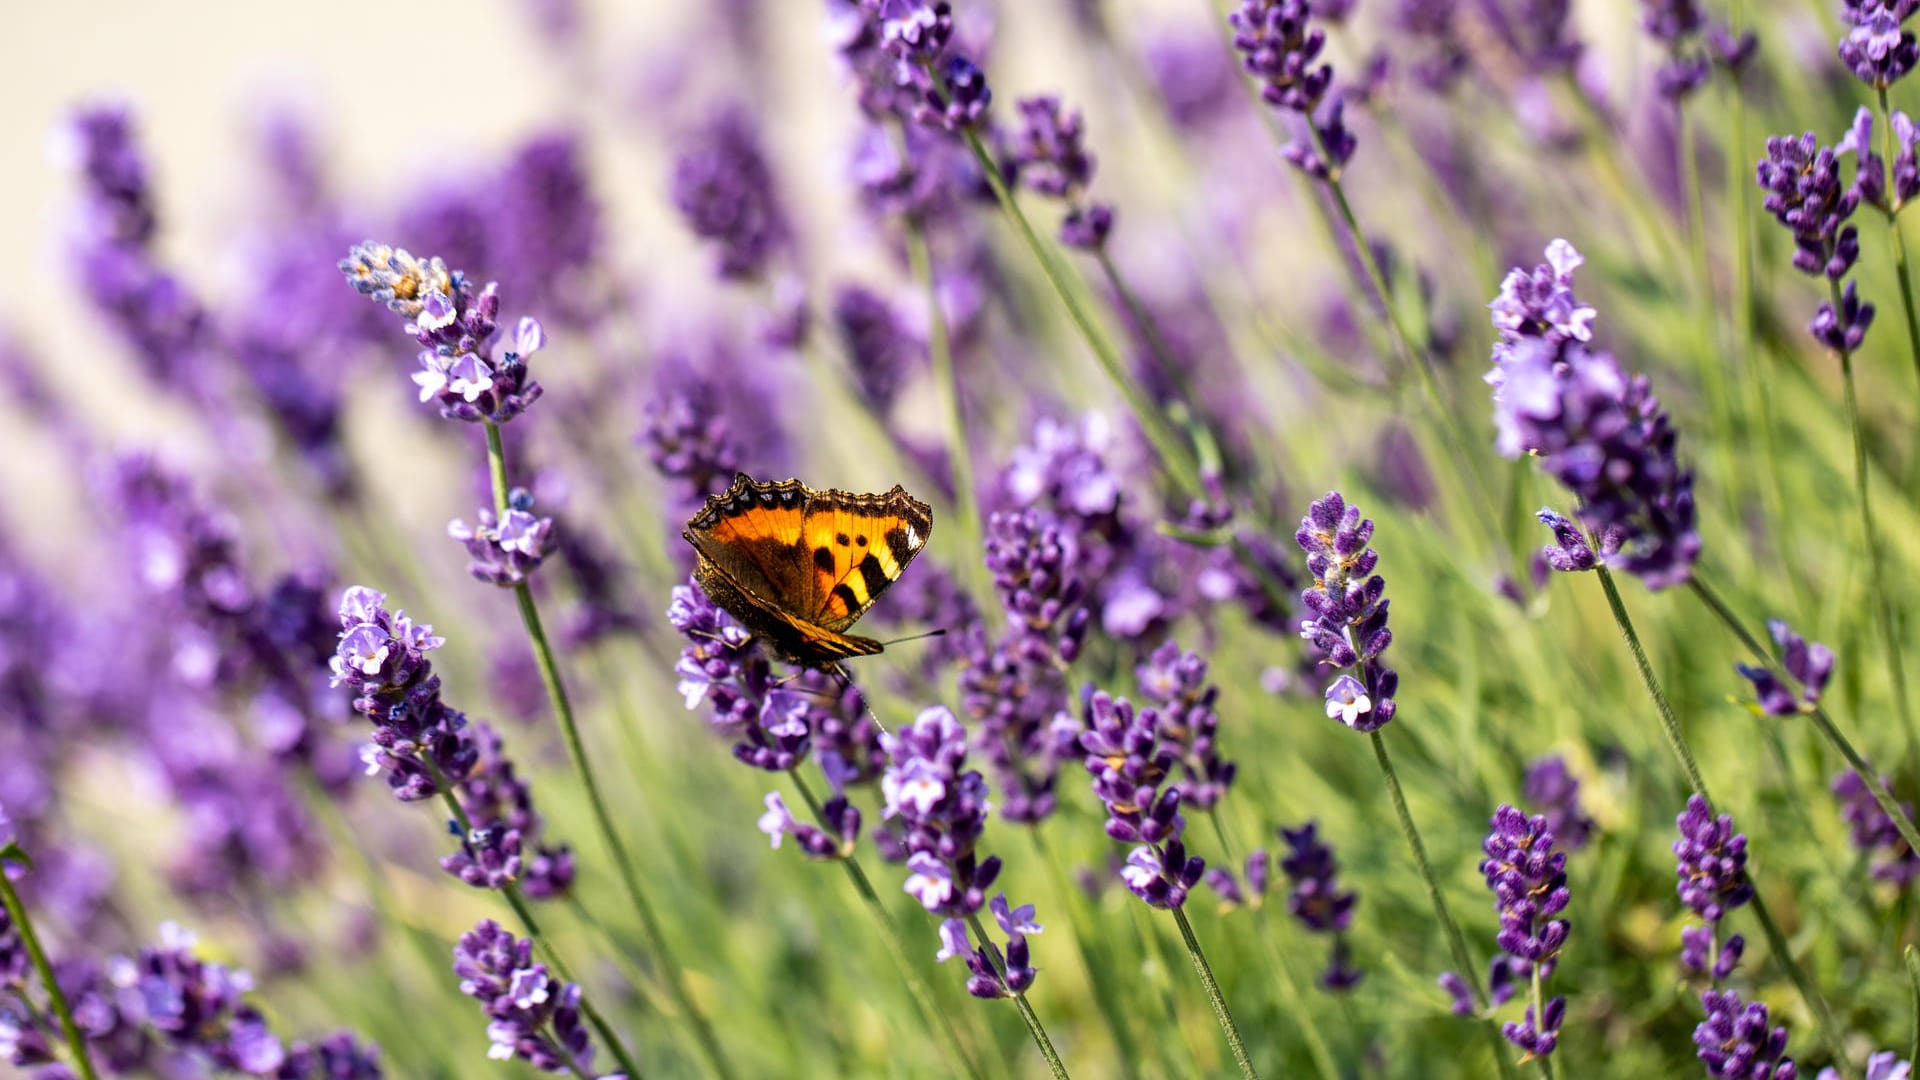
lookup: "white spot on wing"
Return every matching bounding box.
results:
[906,525,921,549]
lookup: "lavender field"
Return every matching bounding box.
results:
[2,0,1918,1077]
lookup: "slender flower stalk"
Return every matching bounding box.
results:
[1591,570,1851,1074]
[341,244,731,1079]
[902,211,984,596]
[1291,491,1518,1078]
[0,833,101,1080]
[1687,579,1920,860]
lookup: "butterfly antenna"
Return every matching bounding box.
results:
[876,627,949,647]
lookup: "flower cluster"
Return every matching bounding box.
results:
[1757,125,1878,351]
[833,283,924,415]
[758,791,862,859]
[1840,0,1920,89]
[1523,755,1596,852]
[1694,989,1797,1079]
[1007,95,1114,250]
[1079,691,1206,908]
[1487,241,1701,590]
[1833,770,1920,886]
[452,921,605,1073]
[339,242,547,423]
[1136,641,1236,811]
[858,0,994,133]
[1841,107,1920,216]
[1736,620,1834,716]
[449,488,557,587]
[1674,796,1752,980]
[1,921,382,1078]
[1640,0,1755,98]
[1295,491,1399,731]
[1228,0,1356,178]
[329,586,474,801]
[1278,822,1362,991]
[962,508,1090,825]
[442,724,576,897]
[671,107,792,281]
[1478,806,1571,1059]
[1822,1053,1912,1080]
[883,706,1040,998]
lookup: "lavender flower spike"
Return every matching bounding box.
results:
[1479,806,1570,1059]
[882,706,1041,998]
[1278,822,1363,990]
[339,243,546,423]
[1295,491,1399,731]
[1695,988,1797,1078]
[1736,619,1834,716]
[449,487,557,587]
[453,920,606,1073]
[1674,795,1753,922]
[1079,691,1206,908]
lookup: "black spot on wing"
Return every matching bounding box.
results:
[835,533,851,547]
[857,554,890,599]
[813,546,836,573]
[885,527,913,565]
[831,583,860,615]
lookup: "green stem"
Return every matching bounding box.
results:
[425,722,646,1080]
[1825,287,1919,767]
[961,912,1074,1080]
[1678,102,1745,518]
[1595,568,1713,799]
[1529,960,1556,1079]
[1591,578,1849,1076]
[1167,904,1259,1080]
[1905,946,1920,1068]
[1368,731,1521,1080]
[955,126,1204,497]
[903,215,985,596]
[1746,891,1851,1076]
[1876,88,1920,401]
[788,771,986,1080]
[1094,246,1199,417]
[0,861,101,1080]
[1028,829,1145,1079]
[1205,812,1343,1080]
[1692,576,1920,858]
[484,420,735,1080]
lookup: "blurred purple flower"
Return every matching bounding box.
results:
[672,108,791,281]
[1736,619,1833,716]
[1695,988,1797,1078]
[1523,755,1596,851]
[1278,822,1362,991]
[1833,770,1920,886]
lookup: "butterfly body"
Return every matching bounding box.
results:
[684,473,932,669]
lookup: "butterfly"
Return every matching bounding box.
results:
[683,473,933,670]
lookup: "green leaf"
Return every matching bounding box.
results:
[1906,945,1919,1071]
[0,842,29,872]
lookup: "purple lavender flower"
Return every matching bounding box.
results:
[1395,0,1470,92]
[1079,691,1206,908]
[758,791,862,859]
[1278,822,1362,990]
[1833,770,1920,886]
[882,706,1041,998]
[494,132,604,326]
[339,244,546,424]
[1640,0,1726,98]
[1523,755,1596,851]
[1840,0,1920,88]
[449,488,556,587]
[329,586,477,802]
[671,107,791,281]
[1228,0,1357,176]
[1820,1053,1913,1080]
[832,284,925,415]
[1695,988,1797,1078]
[452,921,604,1072]
[1008,95,1114,251]
[1295,491,1399,731]
[1536,509,1599,573]
[1757,132,1865,281]
[1674,795,1753,922]
[1478,806,1570,1058]
[919,54,993,132]
[442,724,576,897]
[1680,924,1745,980]
[1736,620,1834,716]
[1136,641,1236,810]
[1487,242,1700,590]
